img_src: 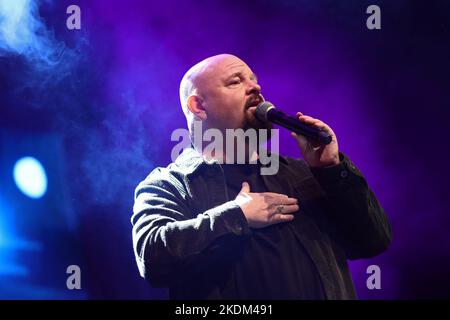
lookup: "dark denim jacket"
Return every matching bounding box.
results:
[131,147,392,299]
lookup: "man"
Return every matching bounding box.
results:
[131,54,391,299]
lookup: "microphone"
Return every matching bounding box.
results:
[255,101,333,145]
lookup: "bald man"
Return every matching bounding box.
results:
[131,54,391,299]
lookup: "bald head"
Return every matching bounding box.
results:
[179,54,244,118]
[179,53,264,137]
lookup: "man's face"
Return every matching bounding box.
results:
[196,56,270,131]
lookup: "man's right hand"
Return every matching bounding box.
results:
[234,181,299,229]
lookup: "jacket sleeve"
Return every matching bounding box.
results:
[309,152,392,260]
[131,168,250,288]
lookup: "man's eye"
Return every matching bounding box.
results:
[228,79,241,85]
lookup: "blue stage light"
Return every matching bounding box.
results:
[13,157,47,199]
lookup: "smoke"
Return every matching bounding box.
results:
[0,0,86,85]
[79,91,155,207]
[1,0,56,65]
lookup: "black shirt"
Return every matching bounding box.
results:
[221,162,326,299]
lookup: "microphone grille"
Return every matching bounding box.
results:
[255,101,275,122]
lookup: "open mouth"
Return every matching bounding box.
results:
[245,98,263,109]
[245,93,265,110]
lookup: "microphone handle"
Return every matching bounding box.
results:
[267,109,333,145]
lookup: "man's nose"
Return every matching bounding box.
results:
[246,80,261,95]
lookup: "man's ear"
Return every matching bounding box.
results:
[187,95,207,120]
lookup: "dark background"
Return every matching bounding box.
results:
[0,0,449,299]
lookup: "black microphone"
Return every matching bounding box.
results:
[255,101,332,145]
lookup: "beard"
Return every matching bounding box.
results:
[242,107,274,145]
[243,93,270,130]
[244,106,273,130]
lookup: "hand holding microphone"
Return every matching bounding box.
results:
[255,101,340,168]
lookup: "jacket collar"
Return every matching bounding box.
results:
[174,146,211,172]
[174,145,288,177]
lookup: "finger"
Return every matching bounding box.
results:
[241,181,250,193]
[316,121,333,135]
[298,117,335,139]
[266,194,298,204]
[271,204,300,214]
[278,198,298,205]
[296,116,325,134]
[298,115,319,125]
[262,192,289,198]
[270,213,295,223]
[299,116,328,130]
[291,132,308,151]
[277,197,299,205]
[268,201,299,214]
[296,111,304,117]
